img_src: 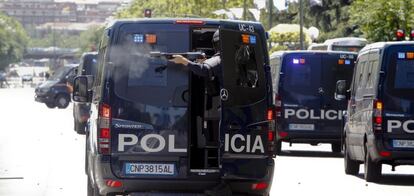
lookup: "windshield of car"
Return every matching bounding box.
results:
[48,66,71,81]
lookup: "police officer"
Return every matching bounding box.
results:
[169,30,222,82]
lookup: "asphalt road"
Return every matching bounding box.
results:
[1,88,414,196]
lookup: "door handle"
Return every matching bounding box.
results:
[318,87,324,94]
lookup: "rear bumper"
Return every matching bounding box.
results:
[91,156,274,195]
[277,129,341,144]
[367,136,414,165]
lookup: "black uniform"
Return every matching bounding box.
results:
[187,53,222,84]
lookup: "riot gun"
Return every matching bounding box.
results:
[150,51,205,60]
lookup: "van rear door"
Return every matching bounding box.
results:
[109,23,190,179]
[219,22,272,179]
[280,53,323,133]
[382,45,414,150]
[319,53,355,133]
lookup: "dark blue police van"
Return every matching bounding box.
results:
[270,51,356,153]
[35,64,78,109]
[73,52,98,134]
[337,42,414,182]
[72,19,275,196]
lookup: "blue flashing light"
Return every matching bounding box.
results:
[345,59,351,65]
[293,58,299,64]
[398,52,406,59]
[250,35,256,44]
[133,34,144,43]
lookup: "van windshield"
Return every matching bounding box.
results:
[49,66,72,81]
[112,24,190,107]
[386,53,414,99]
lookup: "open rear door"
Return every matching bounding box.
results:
[218,22,271,179]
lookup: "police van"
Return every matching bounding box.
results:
[72,18,275,196]
[270,51,356,153]
[73,52,98,134]
[337,42,414,182]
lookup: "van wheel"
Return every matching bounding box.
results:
[275,140,282,154]
[344,144,359,175]
[45,102,56,108]
[75,121,86,135]
[56,94,70,109]
[331,143,341,153]
[87,175,101,196]
[364,150,381,182]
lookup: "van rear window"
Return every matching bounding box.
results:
[386,49,414,99]
[283,55,320,89]
[111,24,189,107]
[393,60,414,89]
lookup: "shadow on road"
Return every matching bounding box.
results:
[277,150,343,158]
[355,173,414,186]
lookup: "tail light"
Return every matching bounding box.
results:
[267,108,275,154]
[106,180,122,188]
[275,95,282,117]
[373,100,383,132]
[251,182,268,190]
[99,103,111,154]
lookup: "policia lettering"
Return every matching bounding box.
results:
[284,109,344,120]
[118,133,265,153]
[388,120,414,133]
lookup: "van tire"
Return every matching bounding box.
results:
[344,145,359,175]
[56,94,70,109]
[331,143,341,153]
[364,149,381,182]
[75,121,86,135]
[87,175,101,196]
[45,102,56,108]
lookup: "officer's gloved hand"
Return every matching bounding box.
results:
[169,55,190,66]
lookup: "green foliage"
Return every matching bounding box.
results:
[79,26,104,52]
[264,0,357,42]
[269,31,311,52]
[116,0,255,19]
[0,14,29,70]
[29,25,104,54]
[350,0,414,42]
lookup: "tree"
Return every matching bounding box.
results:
[116,0,255,19]
[263,0,357,42]
[79,26,104,53]
[350,0,414,42]
[0,13,29,70]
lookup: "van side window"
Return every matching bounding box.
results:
[355,53,369,98]
[234,45,259,88]
[365,61,373,89]
[270,56,281,95]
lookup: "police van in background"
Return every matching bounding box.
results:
[72,18,275,196]
[73,52,98,134]
[337,41,414,182]
[270,51,356,153]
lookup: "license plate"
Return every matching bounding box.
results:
[125,163,175,176]
[393,140,414,148]
[289,124,315,131]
